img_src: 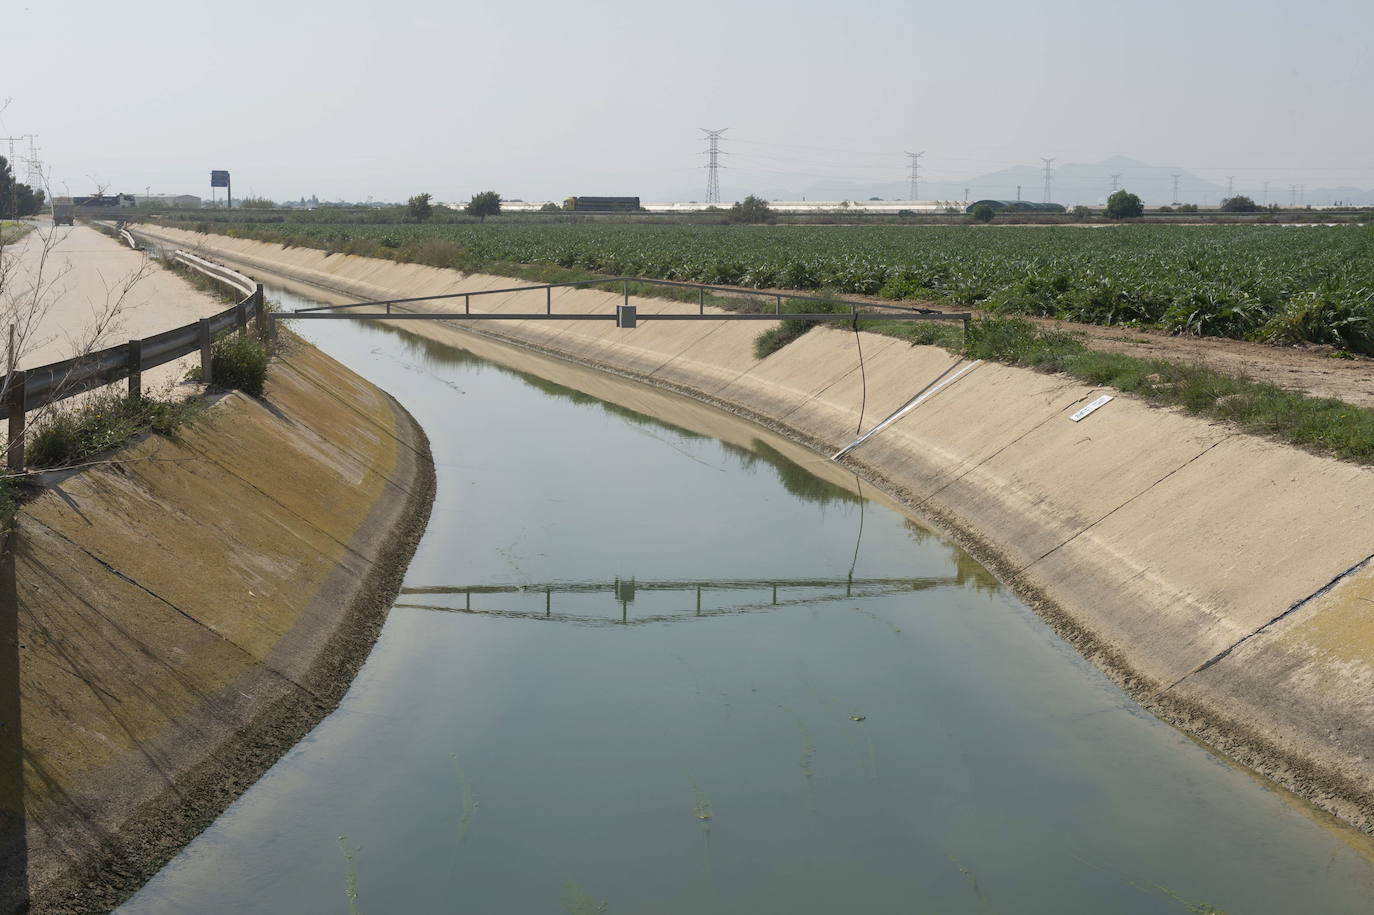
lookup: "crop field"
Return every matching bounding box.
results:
[205,221,1374,352]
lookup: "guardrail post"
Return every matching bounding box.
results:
[699,287,704,315]
[253,284,267,336]
[546,285,552,315]
[6,371,26,473]
[464,294,470,315]
[127,339,142,400]
[198,318,214,385]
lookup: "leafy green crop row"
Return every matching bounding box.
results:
[196,221,1374,353]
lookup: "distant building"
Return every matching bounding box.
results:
[966,199,1067,214]
[135,194,202,208]
[73,193,136,207]
[563,196,642,212]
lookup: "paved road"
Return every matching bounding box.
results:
[3,221,228,395]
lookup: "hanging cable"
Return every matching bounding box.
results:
[852,315,867,436]
[848,475,865,589]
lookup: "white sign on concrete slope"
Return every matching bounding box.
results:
[1070,394,1113,422]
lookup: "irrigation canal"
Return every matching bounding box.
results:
[121,285,1374,913]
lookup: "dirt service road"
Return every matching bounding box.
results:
[4,222,227,392]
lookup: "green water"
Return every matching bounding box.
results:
[120,290,1374,913]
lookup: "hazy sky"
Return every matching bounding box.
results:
[5,0,1371,203]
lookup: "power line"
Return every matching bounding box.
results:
[1109,173,1121,194]
[700,128,727,205]
[1172,174,1182,204]
[906,151,924,200]
[1040,157,1055,203]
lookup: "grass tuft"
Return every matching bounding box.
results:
[27,391,205,470]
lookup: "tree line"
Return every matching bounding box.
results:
[0,156,45,218]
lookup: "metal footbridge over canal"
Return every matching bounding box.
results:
[274,275,979,459]
[277,276,971,332]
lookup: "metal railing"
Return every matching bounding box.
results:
[280,275,971,332]
[2,253,267,472]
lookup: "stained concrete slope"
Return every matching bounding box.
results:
[4,338,434,912]
[130,224,1374,831]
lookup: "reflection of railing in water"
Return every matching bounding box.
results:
[397,577,959,626]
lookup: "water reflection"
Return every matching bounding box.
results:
[397,576,960,627]
[349,314,863,508]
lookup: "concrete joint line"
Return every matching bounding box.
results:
[833,359,984,460]
[774,334,902,426]
[1166,552,1374,692]
[176,437,386,568]
[279,354,429,462]
[1018,433,1235,576]
[910,384,1095,514]
[27,517,323,702]
[643,322,730,380]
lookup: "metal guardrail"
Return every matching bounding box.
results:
[2,252,267,472]
[173,250,256,298]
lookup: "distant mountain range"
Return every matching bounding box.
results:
[692,155,1372,207]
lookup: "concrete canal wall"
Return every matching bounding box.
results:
[132,225,1374,833]
[6,338,434,911]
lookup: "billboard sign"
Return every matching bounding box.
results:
[210,170,230,188]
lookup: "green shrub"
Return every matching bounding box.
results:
[27,392,203,469]
[1105,190,1144,219]
[970,203,995,223]
[211,333,269,396]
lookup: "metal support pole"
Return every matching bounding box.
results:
[6,371,25,473]
[386,302,392,314]
[198,318,214,385]
[235,300,248,336]
[776,294,782,315]
[546,286,552,315]
[464,294,470,314]
[266,312,278,342]
[698,287,704,315]
[623,279,629,310]
[127,339,142,400]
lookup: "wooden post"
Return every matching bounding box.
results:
[127,339,142,400]
[198,319,213,385]
[6,371,25,473]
